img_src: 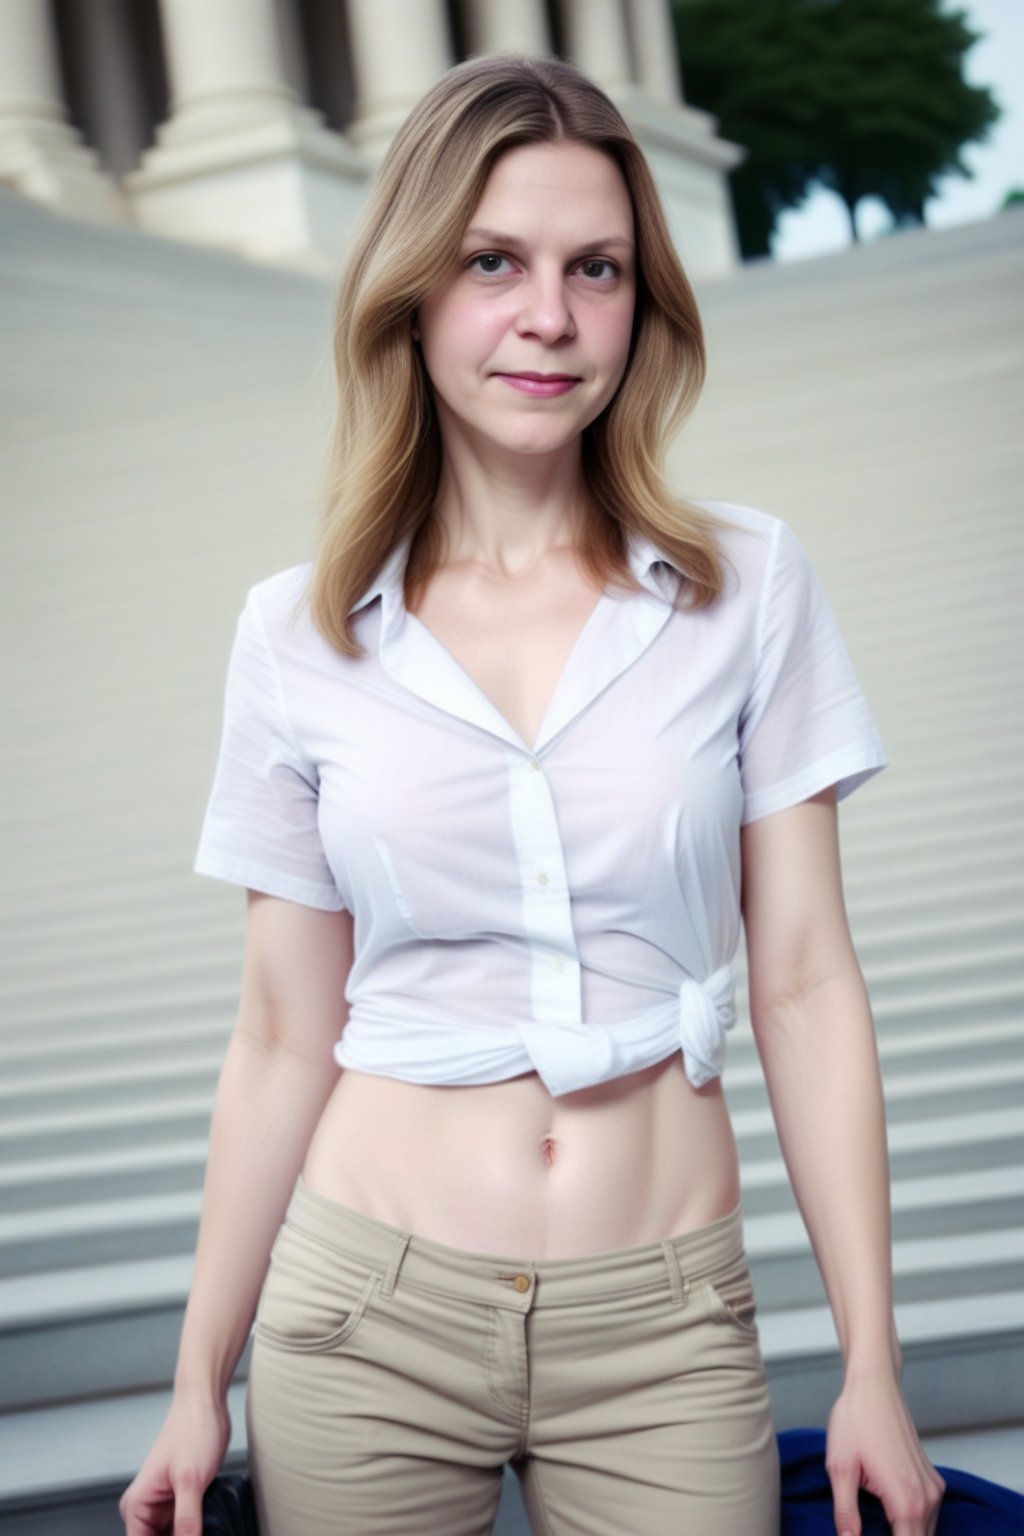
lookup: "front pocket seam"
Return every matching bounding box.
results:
[255,1270,381,1354]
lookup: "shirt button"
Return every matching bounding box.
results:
[530,758,541,771]
[537,872,549,886]
[551,957,565,973]
[513,1274,532,1293]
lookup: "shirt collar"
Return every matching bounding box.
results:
[348,527,683,615]
[348,534,414,616]
[625,531,687,602]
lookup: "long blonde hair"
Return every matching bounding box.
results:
[313,53,723,655]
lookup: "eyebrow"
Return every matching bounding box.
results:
[463,227,635,252]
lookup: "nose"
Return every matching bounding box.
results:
[515,269,575,343]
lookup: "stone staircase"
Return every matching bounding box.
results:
[1,190,1022,1532]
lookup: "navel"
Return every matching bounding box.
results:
[541,1135,557,1168]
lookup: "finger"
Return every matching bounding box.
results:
[827,1461,863,1536]
[171,1472,204,1536]
[119,1493,170,1535]
[886,1494,932,1535]
[887,1472,946,1536]
[929,1469,947,1536]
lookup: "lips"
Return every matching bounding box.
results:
[496,371,581,397]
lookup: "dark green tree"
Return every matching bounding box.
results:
[672,0,1001,258]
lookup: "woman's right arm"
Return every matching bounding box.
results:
[120,892,354,1536]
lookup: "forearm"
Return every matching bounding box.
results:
[752,967,900,1379]
[174,1030,340,1401]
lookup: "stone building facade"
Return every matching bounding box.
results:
[0,0,743,277]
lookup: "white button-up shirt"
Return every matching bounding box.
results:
[195,503,885,1096]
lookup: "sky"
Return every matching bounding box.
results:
[770,0,1023,261]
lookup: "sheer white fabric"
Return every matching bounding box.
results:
[194,503,886,1096]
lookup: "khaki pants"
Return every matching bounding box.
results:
[247,1178,780,1535]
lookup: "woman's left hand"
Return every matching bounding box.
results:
[825,1369,946,1536]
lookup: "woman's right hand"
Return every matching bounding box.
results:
[119,1392,231,1535]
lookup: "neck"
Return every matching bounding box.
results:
[432,440,590,580]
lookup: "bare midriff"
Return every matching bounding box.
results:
[301,1053,741,1260]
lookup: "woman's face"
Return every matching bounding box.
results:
[416,140,637,465]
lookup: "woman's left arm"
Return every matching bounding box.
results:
[741,787,946,1536]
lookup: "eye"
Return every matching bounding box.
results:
[576,258,618,281]
[469,252,515,276]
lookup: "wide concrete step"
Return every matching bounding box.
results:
[0,1141,210,1211]
[0,1381,250,1536]
[724,1045,1024,1117]
[843,863,1023,923]
[0,1018,231,1072]
[0,982,239,1033]
[733,1106,1024,1179]
[729,1015,1024,1076]
[849,976,1021,1034]
[0,1094,215,1163]
[0,930,241,994]
[0,919,238,977]
[750,1220,1024,1307]
[0,1055,226,1118]
[741,1162,1024,1232]
[761,1289,1024,1432]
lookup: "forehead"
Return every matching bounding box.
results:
[469,141,633,234]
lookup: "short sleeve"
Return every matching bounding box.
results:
[738,522,886,824]
[193,588,345,910]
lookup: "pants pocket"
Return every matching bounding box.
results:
[254,1222,381,1354]
[700,1263,761,1336]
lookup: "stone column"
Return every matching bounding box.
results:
[563,0,743,278]
[561,0,633,96]
[0,0,124,221]
[346,0,452,159]
[152,0,294,138]
[126,0,369,272]
[462,0,550,56]
[625,0,682,105]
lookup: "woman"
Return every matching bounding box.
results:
[121,53,945,1536]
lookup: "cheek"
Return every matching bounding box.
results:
[591,306,636,395]
[420,298,507,383]
[600,303,636,366]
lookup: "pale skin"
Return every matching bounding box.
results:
[121,142,945,1536]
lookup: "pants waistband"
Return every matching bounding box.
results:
[285,1177,747,1311]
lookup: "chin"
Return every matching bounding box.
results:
[492,421,585,457]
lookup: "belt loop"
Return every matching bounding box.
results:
[380,1232,412,1299]
[660,1239,690,1307]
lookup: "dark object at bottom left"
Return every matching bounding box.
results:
[202,1472,258,1536]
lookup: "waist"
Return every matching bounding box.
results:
[284,1175,748,1307]
[303,1055,742,1257]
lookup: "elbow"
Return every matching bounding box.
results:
[749,958,872,1050]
